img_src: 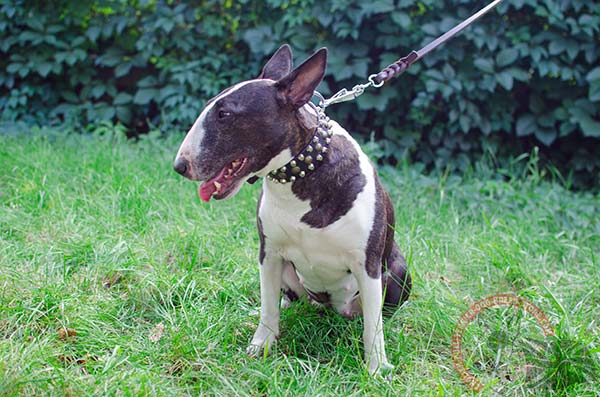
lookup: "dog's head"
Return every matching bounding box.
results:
[173,45,327,202]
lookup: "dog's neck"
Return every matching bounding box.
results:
[287,104,319,156]
[265,105,332,185]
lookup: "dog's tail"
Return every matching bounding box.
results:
[383,242,412,314]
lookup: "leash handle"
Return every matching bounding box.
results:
[372,0,504,85]
[371,51,419,85]
[320,0,504,104]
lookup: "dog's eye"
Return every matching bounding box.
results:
[218,110,231,119]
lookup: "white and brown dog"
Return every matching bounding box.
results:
[173,45,411,374]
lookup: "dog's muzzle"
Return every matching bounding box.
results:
[173,156,189,177]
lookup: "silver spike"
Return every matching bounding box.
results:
[316,154,323,161]
[299,171,306,178]
[308,163,315,171]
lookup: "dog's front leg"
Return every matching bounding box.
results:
[355,269,392,375]
[247,253,283,356]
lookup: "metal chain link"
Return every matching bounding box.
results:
[317,73,384,109]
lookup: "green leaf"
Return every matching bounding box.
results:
[442,63,455,79]
[133,88,158,105]
[579,116,600,137]
[496,71,513,90]
[495,48,518,67]
[474,58,494,74]
[357,92,389,112]
[113,93,132,106]
[459,115,470,133]
[538,114,555,128]
[424,69,444,81]
[116,106,132,124]
[6,63,21,74]
[559,121,576,137]
[360,1,395,15]
[36,62,52,77]
[506,67,529,82]
[548,37,568,55]
[97,50,123,67]
[94,105,116,120]
[568,99,595,121]
[566,45,579,60]
[61,91,79,103]
[391,12,411,28]
[115,62,132,78]
[91,85,105,99]
[137,76,158,88]
[516,114,536,136]
[421,23,438,36]
[586,67,600,82]
[87,26,101,41]
[65,53,78,66]
[589,82,600,102]
[534,128,557,146]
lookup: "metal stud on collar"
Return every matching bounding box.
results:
[266,106,332,184]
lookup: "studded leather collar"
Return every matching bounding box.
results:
[266,107,333,184]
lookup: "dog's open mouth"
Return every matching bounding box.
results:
[198,158,250,202]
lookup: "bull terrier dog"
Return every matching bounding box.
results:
[173,44,411,374]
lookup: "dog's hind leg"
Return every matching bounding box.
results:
[280,261,305,309]
[383,242,411,312]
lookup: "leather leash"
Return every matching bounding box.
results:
[319,0,505,108]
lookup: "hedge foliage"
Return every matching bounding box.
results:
[1,0,599,185]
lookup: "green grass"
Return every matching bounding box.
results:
[1,126,598,396]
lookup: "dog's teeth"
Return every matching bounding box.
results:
[214,181,222,191]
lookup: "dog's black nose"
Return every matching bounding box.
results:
[173,157,188,176]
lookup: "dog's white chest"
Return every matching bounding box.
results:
[260,194,365,307]
[258,128,377,309]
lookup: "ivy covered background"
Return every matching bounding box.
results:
[1,0,599,186]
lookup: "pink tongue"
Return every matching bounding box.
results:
[199,182,216,202]
[198,166,230,202]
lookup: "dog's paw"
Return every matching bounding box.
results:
[280,296,292,310]
[247,329,277,357]
[367,359,394,376]
[246,343,265,357]
[246,339,276,357]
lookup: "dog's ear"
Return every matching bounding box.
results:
[276,47,327,110]
[259,44,293,80]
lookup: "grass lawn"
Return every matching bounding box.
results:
[1,127,598,396]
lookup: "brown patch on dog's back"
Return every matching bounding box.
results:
[292,134,366,228]
[364,172,387,278]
